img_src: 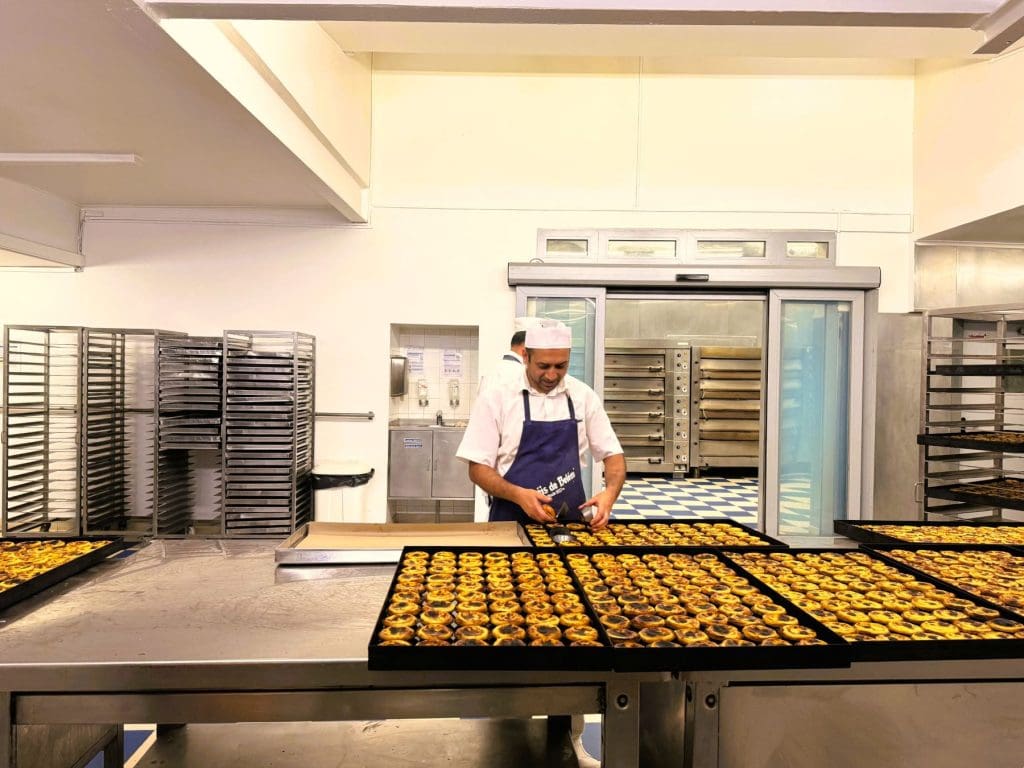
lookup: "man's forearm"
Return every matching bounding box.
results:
[602,453,626,501]
[468,462,525,506]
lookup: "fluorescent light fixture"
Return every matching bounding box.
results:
[0,152,140,164]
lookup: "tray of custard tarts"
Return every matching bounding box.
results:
[367,546,612,670]
[835,519,1024,547]
[563,549,849,672]
[726,549,1024,662]
[0,537,128,613]
[864,545,1024,621]
[525,518,787,549]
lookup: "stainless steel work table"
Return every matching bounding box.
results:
[6,539,1024,768]
[0,539,651,768]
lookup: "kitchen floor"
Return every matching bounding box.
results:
[613,475,759,525]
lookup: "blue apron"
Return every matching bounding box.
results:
[489,390,587,525]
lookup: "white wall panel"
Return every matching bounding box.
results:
[371,56,641,210]
[915,53,1024,239]
[837,231,914,312]
[638,71,914,213]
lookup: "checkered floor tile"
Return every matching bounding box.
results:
[613,476,759,525]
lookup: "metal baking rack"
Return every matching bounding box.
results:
[82,328,171,536]
[2,326,179,538]
[155,334,223,536]
[221,331,315,537]
[2,326,83,535]
[917,305,1024,521]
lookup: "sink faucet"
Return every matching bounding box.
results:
[435,410,444,425]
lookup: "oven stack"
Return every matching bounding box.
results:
[603,340,690,475]
[690,346,762,472]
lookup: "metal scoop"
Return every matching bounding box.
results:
[549,502,579,544]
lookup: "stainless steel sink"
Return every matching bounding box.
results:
[388,418,434,427]
[388,418,468,429]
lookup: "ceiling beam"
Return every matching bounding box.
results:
[159,17,369,221]
[974,0,1024,52]
[0,232,84,269]
[146,1,989,27]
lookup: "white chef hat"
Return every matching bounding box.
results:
[525,319,572,349]
[513,316,544,333]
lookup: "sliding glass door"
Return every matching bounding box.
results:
[765,290,864,536]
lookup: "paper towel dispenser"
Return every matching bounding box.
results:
[390,355,408,397]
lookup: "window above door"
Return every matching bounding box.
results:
[537,228,835,267]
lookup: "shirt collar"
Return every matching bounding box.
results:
[523,373,568,397]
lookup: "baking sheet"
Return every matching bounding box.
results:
[728,548,1024,663]
[275,522,530,564]
[835,519,1024,546]
[568,547,849,672]
[367,545,611,671]
[917,431,1024,453]
[0,537,128,612]
[524,517,787,549]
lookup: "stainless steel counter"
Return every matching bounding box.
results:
[0,540,644,768]
[6,539,1024,768]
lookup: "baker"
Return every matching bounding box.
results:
[456,319,625,529]
[478,316,543,393]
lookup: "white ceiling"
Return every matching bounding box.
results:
[0,0,330,208]
[2,0,1023,241]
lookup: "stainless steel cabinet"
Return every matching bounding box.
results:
[388,428,473,500]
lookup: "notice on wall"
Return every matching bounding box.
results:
[442,349,463,377]
[405,346,424,374]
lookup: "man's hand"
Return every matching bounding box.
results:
[579,490,615,530]
[516,488,556,523]
[581,453,625,531]
[469,462,555,522]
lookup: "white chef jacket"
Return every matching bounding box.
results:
[477,351,525,394]
[456,371,623,476]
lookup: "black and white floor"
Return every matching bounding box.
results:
[613,475,759,525]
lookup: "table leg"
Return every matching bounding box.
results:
[102,725,123,768]
[603,679,640,768]
[683,681,720,768]
[0,692,13,768]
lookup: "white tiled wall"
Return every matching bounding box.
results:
[390,324,479,422]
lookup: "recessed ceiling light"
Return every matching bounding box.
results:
[0,152,140,164]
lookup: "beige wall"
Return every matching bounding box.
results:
[914,51,1024,239]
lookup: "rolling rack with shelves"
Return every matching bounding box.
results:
[917,305,1024,520]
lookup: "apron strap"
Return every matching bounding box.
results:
[522,389,577,421]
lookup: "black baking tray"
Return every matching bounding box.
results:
[734,547,1024,663]
[836,519,1024,546]
[917,431,1024,453]
[564,547,850,673]
[0,537,128,613]
[524,518,787,550]
[932,363,1024,376]
[863,543,1024,620]
[926,478,1024,513]
[367,546,613,671]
